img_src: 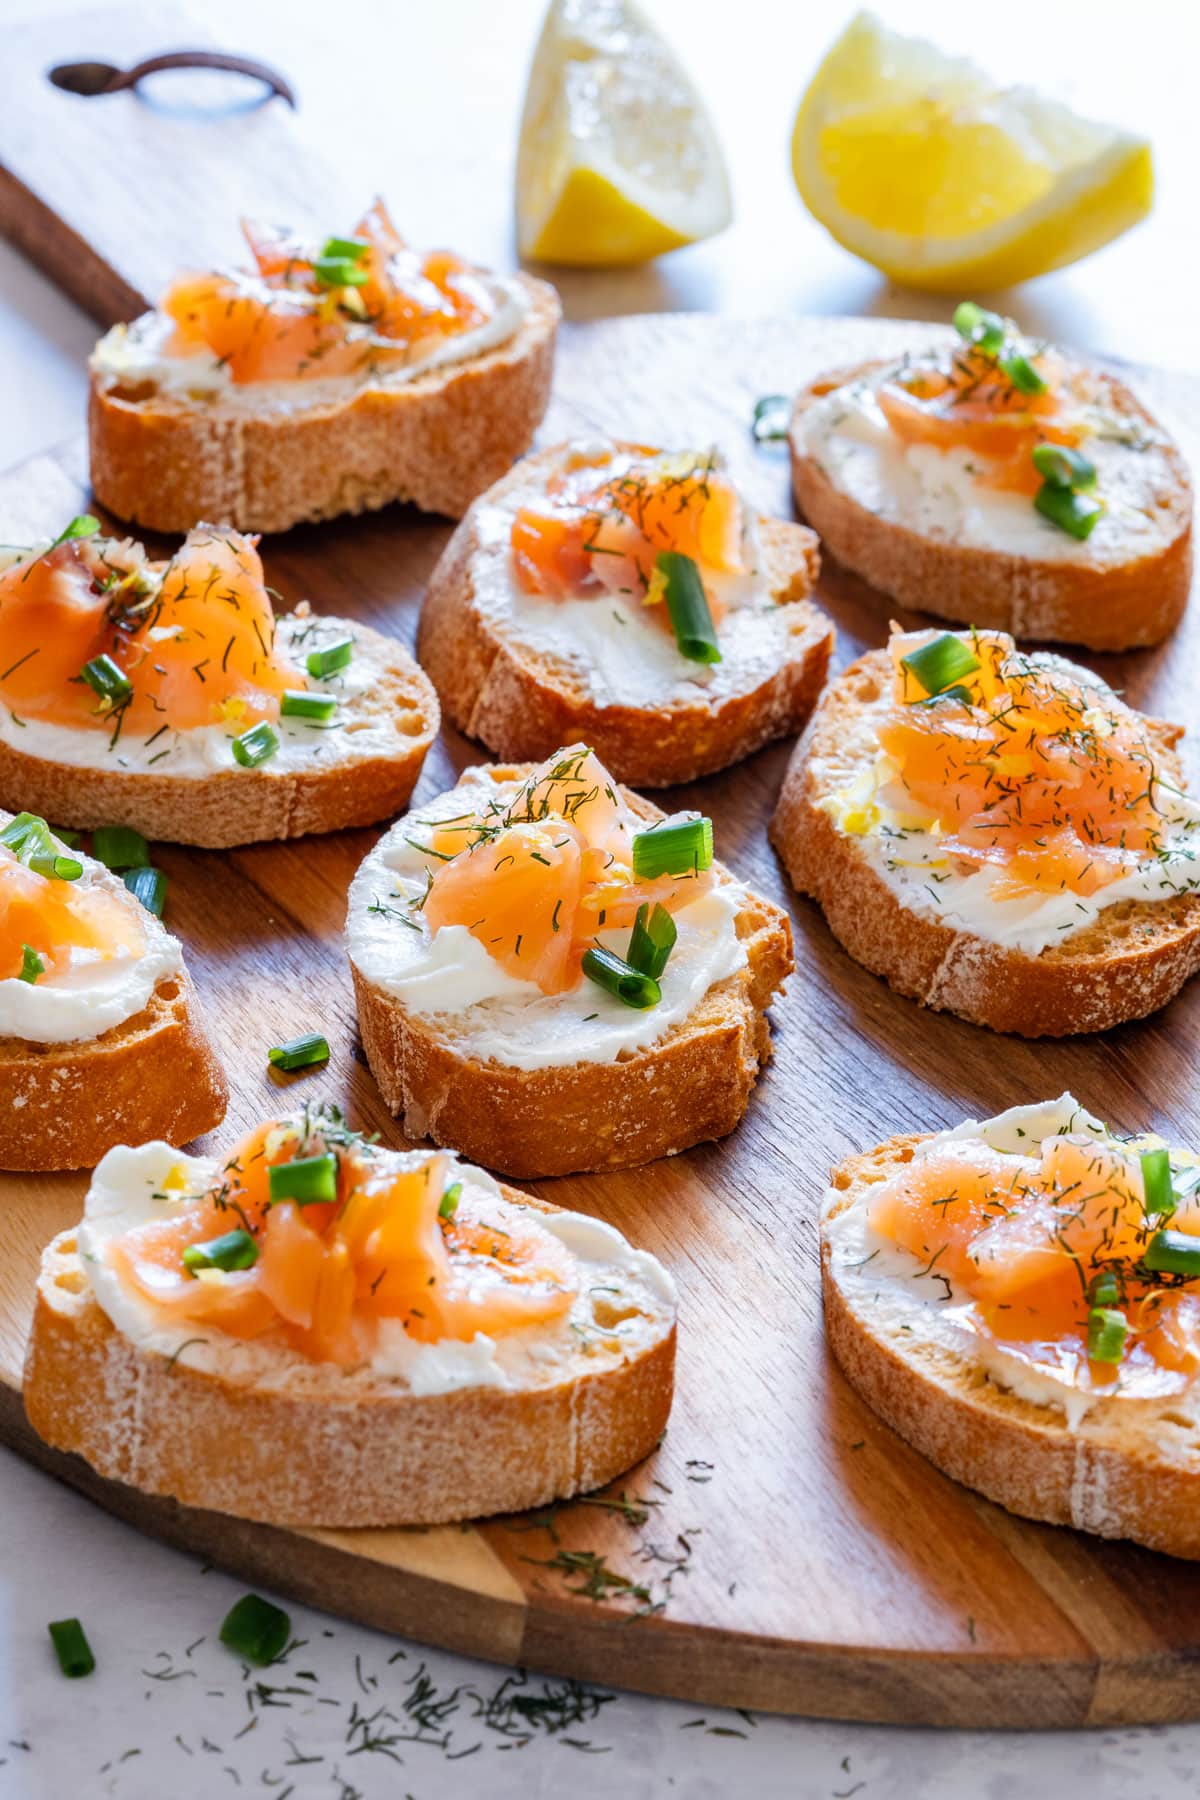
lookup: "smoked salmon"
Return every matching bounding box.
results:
[0,830,143,983]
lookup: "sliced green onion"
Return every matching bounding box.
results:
[1087,1306,1128,1365]
[631,817,713,880]
[914,684,974,708]
[219,1594,291,1667]
[48,1617,95,1677]
[656,551,722,665]
[953,301,1005,356]
[439,1181,462,1221]
[1031,443,1097,491]
[1088,1268,1121,1308]
[899,632,980,697]
[582,946,662,1010]
[29,851,82,881]
[751,394,791,442]
[320,235,369,263]
[280,689,337,722]
[1141,1147,1176,1220]
[59,514,100,544]
[1035,484,1104,540]
[627,902,677,980]
[0,811,52,861]
[232,721,280,768]
[80,652,132,709]
[1144,1228,1200,1277]
[18,943,44,983]
[268,1152,338,1207]
[306,637,353,679]
[999,351,1047,396]
[183,1229,258,1275]
[92,824,149,870]
[123,866,167,918]
[48,826,81,847]
[268,1033,331,1072]
[313,255,369,290]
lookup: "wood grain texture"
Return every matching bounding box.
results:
[2,315,1200,1727]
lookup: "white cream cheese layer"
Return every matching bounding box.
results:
[796,358,1180,565]
[0,846,181,1044]
[469,441,807,709]
[0,610,399,779]
[90,273,529,415]
[823,1096,1197,1427]
[77,1140,675,1394]
[346,763,748,1070]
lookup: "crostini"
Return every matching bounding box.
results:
[789,304,1192,649]
[89,201,560,533]
[824,1095,1200,1560]
[771,625,1200,1035]
[0,810,226,1169]
[0,516,438,847]
[417,440,832,786]
[348,743,793,1177]
[24,1104,676,1527]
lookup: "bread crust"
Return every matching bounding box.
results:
[0,616,439,848]
[0,969,227,1171]
[88,276,560,533]
[824,1135,1200,1560]
[789,359,1193,651]
[416,445,832,786]
[23,1198,675,1528]
[352,770,794,1178]
[771,647,1200,1036]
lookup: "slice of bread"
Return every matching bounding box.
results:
[24,1190,675,1528]
[770,648,1200,1036]
[824,1132,1200,1561]
[790,358,1193,651]
[416,445,832,786]
[350,766,793,1178]
[88,275,560,534]
[0,613,439,849]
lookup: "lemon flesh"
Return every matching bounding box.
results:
[516,0,732,266]
[792,11,1153,291]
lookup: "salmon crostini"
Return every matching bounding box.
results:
[788,305,1192,649]
[417,440,832,785]
[771,625,1200,1035]
[347,743,792,1177]
[88,201,560,533]
[0,515,437,846]
[23,1103,676,1526]
[824,1096,1200,1559]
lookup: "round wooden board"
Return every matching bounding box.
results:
[3,314,1200,1730]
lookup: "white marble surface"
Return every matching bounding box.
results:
[3,1,1200,1794]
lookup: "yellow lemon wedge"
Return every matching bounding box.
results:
[516,0,732,266]
[791,11,1153,292]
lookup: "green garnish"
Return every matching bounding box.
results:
[123,866,167,918]
[914,684,974,708]
[183,1229,258,1275]
[1141,1147,1176,1220]
[306,637,353,679]
[29,851,82,881]
[232,721,280,768]
[582,946,662,1010]
[631,817,713,880]
[751,394,791,442]
[58,514,100,544]
[627,902,677,980]
[92,824,149,870]
[1032,443,1097,490]
[999,351,1047,396]
[655,551,722,665]
[79,652,132,711]
[1087,1306,1128,1365]
[321,235,370,262]
[48,826,80,847]
[268,1033,331,1072]
[48,1617,95,1678]
[1088,1268,1121,1308]
[0,812,51,861]
[899,632,980,698]
[439,1181,462,1221]
[953,301,1005,356]
[1034,485,1104,540]
[18,943,44,983]
[1143,1229,1200,1277]
[219,1594,291,1667]
[268,1152,338,1207]
[280,689,337,722]
[313,253,369,290]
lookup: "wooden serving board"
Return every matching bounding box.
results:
[3,315,1200,1730]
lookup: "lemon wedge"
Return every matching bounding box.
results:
[516,0,732,266]
[792,11,1153,292]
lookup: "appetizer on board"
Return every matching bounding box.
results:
[788,304,1192,649]
[23,1104,676,1527]
[347,743,793,1177]
[417,439,832,786]
[823,1096,1200,1560]
[0,516,438,847]
[0,809,226,1170]
[771,625,1200,1035]
[88,201,560,532]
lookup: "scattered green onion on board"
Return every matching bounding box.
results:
[751,394,791,442]
[19,943,44,984]
[92,825,149,871]
[79,652,132,710]
[582,946,662,1010]
[268,1033,331,1072]
[1141,1147,1177,1220]
[631,816,713,880]
[306,637,353,679]
[1143,1229,1200,1278]
[953,301,1005,356]
[219,1594,291,1667]
[899,632,980,698]
[1031,444,1097,490]
[1087,1306,1128,1365]
[183,1229,259,1276]
[48,1617,95,1678]
[655,551,722,665]
[1034,485,1104,540]
[268,1152,338,1207]
[232,721,280,768]
[439,1181,463,1221]
[627,902,677,980]
[280,689,338,722]
[123,867,167,918]
[29,851,82,881]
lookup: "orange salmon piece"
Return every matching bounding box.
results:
[424,821,585,994]
[0,850,144,981]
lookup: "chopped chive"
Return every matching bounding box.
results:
[48,1617,95,1678]
[306,637,353,679]
[280,689,337,722]
[439,1181,463,1221]
[1141,1147,1176,1220]
[219,1594,290,1667]
[48,826,81,847]
[1087,1306,1128,1365]
[999,351,1047,396]
[92,824,149,870]
[631,817,713,880]
[320,235,369,263]
[1088,1268,1121,1308]
[232,721,280,768]
[59,514,100,544]
[655,551,721,664]
[183,1229,258,1275]
[751,394,791,442]
[627,902,677,979]
[1031,443,1097,491]
[1143,1229,1200,1277]
[313,255,369,290]
[80,652,132,709]
[582,946,661,1010]
[29,851,82,881]
[268,1152,338,1206]
[123,866,167,918]
[0,811,52,862]
[268,1033,330,1072]
[900,632,980,697]
[18,943,44,983]
[1035,484,1104,540]
[914,684,974,708]
[953,301,1005,356]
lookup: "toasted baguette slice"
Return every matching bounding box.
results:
[89,275,560,534]
[771,648,1200,1036]
[0,611,439,849]
[790,358,1193,651]
[416,444,832,786]
[350,764,793,1178]
[823,1130,1200,1561]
